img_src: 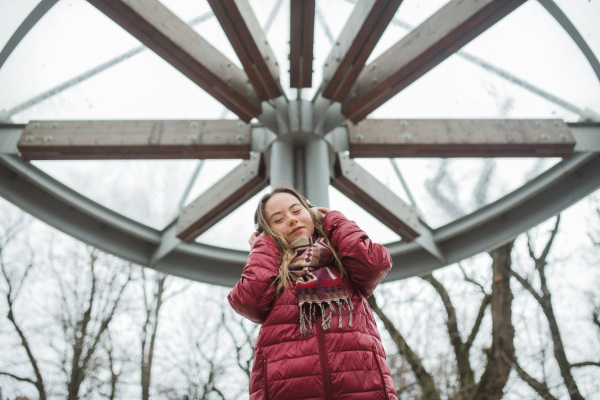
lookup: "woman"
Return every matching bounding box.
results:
[228,186,398,399]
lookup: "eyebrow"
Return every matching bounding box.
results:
[268,202,302,222]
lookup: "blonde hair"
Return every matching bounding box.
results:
[254,186,345,295]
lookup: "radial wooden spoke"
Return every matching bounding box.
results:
[320,0,403,101]
[341,0,527,123]
[331,152,421,241]
[17,120,252,160]
[88,0,261,122]
[208,0,284,100]
[290,0,315,88]
[176,152,268,242]
[346,119,576,158]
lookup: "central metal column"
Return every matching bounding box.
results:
[304,138,330,207]
[269,139,295,188]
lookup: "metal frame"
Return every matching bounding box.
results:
[1,0,599,286]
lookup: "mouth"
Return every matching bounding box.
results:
[290,226,304,235]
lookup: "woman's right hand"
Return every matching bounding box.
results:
[248,231,261,247]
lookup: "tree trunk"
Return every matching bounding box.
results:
[475,241,515,399]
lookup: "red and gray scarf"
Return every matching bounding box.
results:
[289,236,353,335]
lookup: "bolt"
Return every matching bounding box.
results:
[559,133,567,141]
[403,133,412,141]
[400,120,408,127]
[51,122,58,128]
[369,63,377,71]
[236,134,244,142]
[25,135,34,142]
[554,121,561,126]
[371,78,378,84]
[536,121,543,127]
[32,122,40,128]
[44,135,53,142]
[190,122,198,128]
[356,134,364,141]
[238,121,244,127]
[188,135,196,142]
[541,133,549,140]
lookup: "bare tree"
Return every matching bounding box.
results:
[511,215,599,400]
[138,269,191,400]
[47,246,133,400]
[0,212,47,400]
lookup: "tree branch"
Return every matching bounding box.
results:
[368,294,441,400]
[501,352,558,400]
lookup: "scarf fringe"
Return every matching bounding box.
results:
[299,298,354,336]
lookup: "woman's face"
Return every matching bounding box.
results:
[264,192,315,244]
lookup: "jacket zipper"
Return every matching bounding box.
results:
[316,321,333,399]
[372,348,389,399]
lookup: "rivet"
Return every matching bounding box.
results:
[236,134,244,142]
[44,135,53,142]
[400,120,408,127]
[351,92,357,99]
[559,133,567,141]
[238,121,244,127]
[356,134,364,141]
[241,177,246,182]
[32,122,40,128]
[371,77,378,84]
[265,56,270,61]
[25,135,34,142]
[227,62,231,67]
[335,57,341,62]
[536,121,543,127]
[369,63,377,71]
[51,122,58,128]
[188,135,196,142]
[554,121,561,126]
[404,133,412,141]
[190,122,198,128]
[541,133,549,140]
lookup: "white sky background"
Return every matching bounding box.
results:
[0,0,599,250]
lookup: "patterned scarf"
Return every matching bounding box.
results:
[288,236,353,335]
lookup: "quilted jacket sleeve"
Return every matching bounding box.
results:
[228,235,281,324]
[324,211,392,298]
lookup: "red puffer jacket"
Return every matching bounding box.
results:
[228,211,398,400]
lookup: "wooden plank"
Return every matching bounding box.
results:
[290,0,315,88]
[87,0,262,122]
[321,0,403,101]
[176,152,268,242]
[347,119,576,158]
[341,0,527,123]
[18,120,251,160]
[208,0,283,100]
[331,152,421,241]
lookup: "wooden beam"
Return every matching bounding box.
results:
[347,119,576,158]
[290,0,315,88]
[87,0,261,122]
[208,0,284,100]
[331,152,421,241]
[320,0,403,101]
[341,0,527,123]
[18,120,251,160]
[176,152,268,242]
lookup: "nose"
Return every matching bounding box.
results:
[288,213,298,226]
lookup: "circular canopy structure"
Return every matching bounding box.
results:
[1,0,599,286]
